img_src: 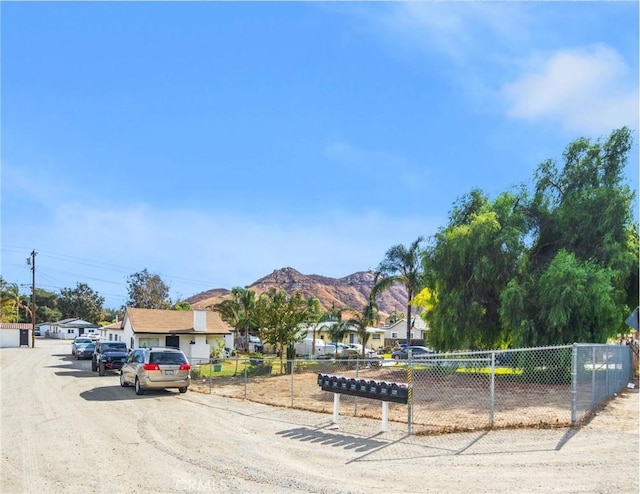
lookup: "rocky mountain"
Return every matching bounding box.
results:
[187,267,408,318]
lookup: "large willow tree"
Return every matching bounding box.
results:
[501,127,637,346]
[423,190,527,350]
[423,128,637,350]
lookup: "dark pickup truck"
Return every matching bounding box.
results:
[92,341,128,376]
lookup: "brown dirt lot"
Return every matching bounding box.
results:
[191,365,609,434]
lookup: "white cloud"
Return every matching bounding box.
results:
[361,2,531,64]
[502,45,639,135]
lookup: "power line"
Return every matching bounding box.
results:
[3,246,225,289]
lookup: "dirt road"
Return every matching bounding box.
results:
[1,339,638,493]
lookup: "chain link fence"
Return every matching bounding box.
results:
[188,344,635,435]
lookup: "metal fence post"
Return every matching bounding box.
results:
[571,343,578,425]
[290,357,294,408]
[244,358,248,400]
[489,352,495,427]
[591,346,596,410]
[354,359,359,416]
[407,349,413,436]
[603,352,617,396]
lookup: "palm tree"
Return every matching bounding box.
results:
[0,279,30,323]
[212,287,258,375]
[326,310,349,359]
[342,281,380,358]
[375,237,425,347]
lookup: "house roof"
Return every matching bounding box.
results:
[101,321,123,330]
[51,318,101,329]
[125,308,232,335]
[382,317,427,331]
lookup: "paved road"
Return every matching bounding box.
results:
[1,339,638,493]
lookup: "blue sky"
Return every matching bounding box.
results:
[1,2,638,309]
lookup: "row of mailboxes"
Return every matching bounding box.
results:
[317,374,409,404]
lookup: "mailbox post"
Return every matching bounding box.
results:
[317,373,408,431]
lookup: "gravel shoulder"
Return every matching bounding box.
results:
[1,339,638,494]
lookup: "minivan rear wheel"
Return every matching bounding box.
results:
[135,378,144,395]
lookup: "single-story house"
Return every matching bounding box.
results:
[0,323,33,348]
[47,318,101,340]
[121,308,233,361]
[297,321,386,352]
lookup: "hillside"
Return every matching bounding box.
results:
[187,267,408,317]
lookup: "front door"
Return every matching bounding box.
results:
[165,335,179,349]
[20,329,29,346]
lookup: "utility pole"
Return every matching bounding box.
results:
[27,250,37,348]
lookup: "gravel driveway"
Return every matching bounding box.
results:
[1,339,638,494]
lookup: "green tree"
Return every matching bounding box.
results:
[213,287,258,353]
[0,279,26,323]
[256,288,316,372]
[423,190,527,350]
[304,297,323,355]
[126,269,171,309]
[342,289,380,358]
[501,250,619,346]
[34,288,62,324]
[58,283,105,323]
[326,320,349,359]
[375,237,425,347]
[501,127,637,345]
[172,301,192,311]
[102,307,125,324]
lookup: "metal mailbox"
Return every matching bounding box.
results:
[317,373,408,404]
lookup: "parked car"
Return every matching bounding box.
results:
[392,346,435,360]
[249,335,263,353]
[120,347,191,395]
[81,329,100,340]
[75,342,95,360]
[92,340,128,376]
[494,351,516,367]
[72,337,93,356]
[323,343,352,358]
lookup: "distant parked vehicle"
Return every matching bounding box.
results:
[92,340,128,376]
[392,346,435,361]
[75,342,95,360]
[82,329,100,340]
[294,338,328,357]
[494,352,516,367]
[120,347,191,395]
[72,337,93,356]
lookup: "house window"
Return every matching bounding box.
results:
[67,329,74,334]
[391,332,399,339]
[139,338,159,348]
[108,334,112,341]
[372,334,380,340]
[130,337,134,349]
